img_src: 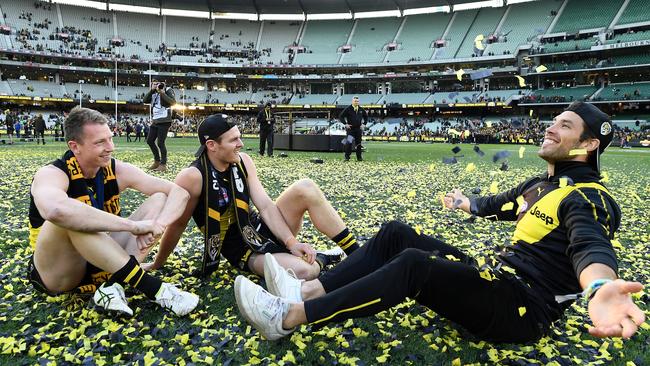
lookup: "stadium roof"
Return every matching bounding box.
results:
[102,0,523,15]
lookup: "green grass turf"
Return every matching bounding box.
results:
[0,137,648,365]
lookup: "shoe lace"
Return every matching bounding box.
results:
[255,289,284,321]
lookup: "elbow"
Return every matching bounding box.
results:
[42,205,67,224]
[173,185,190,204]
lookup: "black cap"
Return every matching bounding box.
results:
[194,114,235,157]
[564,102,613,172]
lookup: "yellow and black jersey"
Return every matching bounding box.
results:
[28,150,121,248]
[470,161,620,319]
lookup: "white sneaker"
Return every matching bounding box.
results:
[154,283,199,316]
[319,246,346,260]
[93,282,133,316]
[263,253,303,303]
[234,275,295,340]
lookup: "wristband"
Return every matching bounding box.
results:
[554,278,613,303]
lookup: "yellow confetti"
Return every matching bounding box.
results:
[456,69,465,81]
[445,254,460,261]
[407,190,416,199]
[376,354,390,363]
[501,202,514,211]
[600,171,610,183]
[518,307,527,316]
[559,177,568,188]
[479,269,493,281]
[518,146,525,159]
[515,75,526,87]
[569,149,587,156]
[452,358,461,366]
[466,163,476,172]
[535,65,548,73]
[489,181,499,194]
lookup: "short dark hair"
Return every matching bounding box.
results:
[64,106,108,142]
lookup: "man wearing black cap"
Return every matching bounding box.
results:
[234,102,645,344]
[147,114,360,282]
[339,96,367,161]
[257,102,275,157]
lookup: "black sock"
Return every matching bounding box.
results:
[107,256,162,300]
[332,228,359,255]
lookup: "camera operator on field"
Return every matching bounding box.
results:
[144,80,176,172]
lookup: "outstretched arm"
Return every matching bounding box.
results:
[580,263,645,339]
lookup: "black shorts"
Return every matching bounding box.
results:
[27,256,110,296]
[219,216,290,273]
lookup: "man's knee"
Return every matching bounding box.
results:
[395,248,429,267]
[291,178,321,202]
[381,220,412,237]
[292,261,319,280]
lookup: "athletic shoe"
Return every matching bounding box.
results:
[153,164,167,172]
[318,246,346,261]
[92,282,133,316]
[154,283,199,316]
[234,275,295,340]
[148,161,160,170]
[263,253,302,303]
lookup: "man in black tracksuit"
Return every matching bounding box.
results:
[34,114,46,145]
[257,102,274,157]
[144,81,176,172]
[235,102,645,343]
[339,96,368,161]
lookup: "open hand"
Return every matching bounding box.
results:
[588,280,645,339]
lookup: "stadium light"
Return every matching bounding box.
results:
[403,6,451,15]
[161,9,210,19]
[46,0,105,10]
[453,0,504,11]
[212,12,259,21]
[259,13,306,21]
[306,13,353,20]
[109,3,159,15]
[354,10,401,19]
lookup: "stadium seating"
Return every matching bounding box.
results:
[340,17,402,64]
[528,85,598,103]
[256,21,300,64]
[616,0,650,25]
[65,82,113,100]
[59,4,114,48]
[598,82,650,101]
[609,30,650,43]
[337,94,383,105]
[212,18,259,52]
[541,38,596,53]
[485,1,559,56]
[551,0,624,33]
[290,94,339,105]
[9,79,65,98]
[455,7,505,58]
[386,13,451,63]
[294,20,354,65]
[427,91,482,104]
[165,15,211,51]
[0,81,13,96]
[480,89,530,102]
[114,12,160,59]
[435,9,478,59]
[382,93,430,105]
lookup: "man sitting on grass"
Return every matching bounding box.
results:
[234,102,645,343]
[28,106,199,317]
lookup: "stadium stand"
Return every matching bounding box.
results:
[484,1,559,56]
[427,91,482,104]
[0,81,13,96]
[212,18,259,52]
[294,20,353,65]
[551,0,625,33]
[523,85,599,103]
[59,3,114,51]
[8,79,65,98]
[256,21,300,65]
[382,93,430,105]
[386,13,451,63]
[480,89,530,102]
[597,82,650,101]
[290,94,339,105]
[340,17,402,64]
[164,15,211,51]
[436,9,479,59]
[455,7,505,58]
[337,94,383,105]
[114,11,160,60]
[616,0,650,25]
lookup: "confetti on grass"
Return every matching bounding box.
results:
[0,142,647,365]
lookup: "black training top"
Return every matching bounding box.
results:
[470,161,620,320]
[339,105,368,130]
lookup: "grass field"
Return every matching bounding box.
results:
[0,137,648,365]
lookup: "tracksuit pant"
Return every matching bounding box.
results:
[305,221,550,343]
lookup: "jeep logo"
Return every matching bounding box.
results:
[529,206,554,225]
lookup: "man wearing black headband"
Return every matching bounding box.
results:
[148,114,359,285]
[234,102,645,343]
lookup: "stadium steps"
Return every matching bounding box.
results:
[113,13,117,36]
[610,0,631,29]
[590,86,606,101]
[453,10,479,58]
[256,21,264,52]
[545,0,568,36]
[162,15,167,44]
[55,3,64,29]
[338,19,358,64]
[382,16,407,63]
[614,0,650,27]
[493,4,511,35]
[431,11,457,60]
[295,21,306,45]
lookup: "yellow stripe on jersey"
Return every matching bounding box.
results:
[208,208,221,221]
[236,199,249,212]
[311,298,381,325]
